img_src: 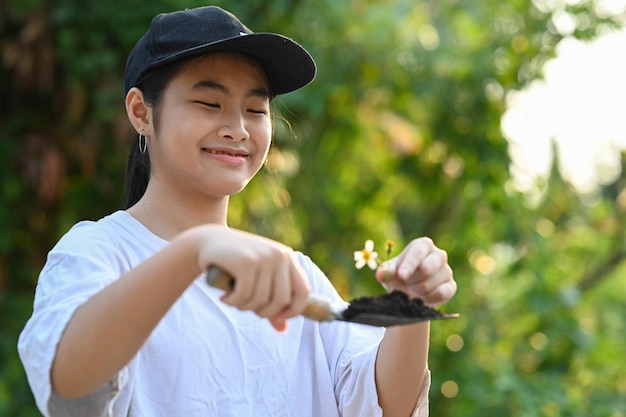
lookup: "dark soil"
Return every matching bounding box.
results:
[342,290,445,319]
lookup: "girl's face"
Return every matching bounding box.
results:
[147,52,272,199]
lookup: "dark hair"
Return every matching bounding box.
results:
[123,58,192,209]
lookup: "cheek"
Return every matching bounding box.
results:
[255,136,272,165]
[254,122,273,151]
[158,109,203,146]
[249,126,272,168]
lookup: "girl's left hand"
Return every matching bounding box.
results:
[375,237,456,307]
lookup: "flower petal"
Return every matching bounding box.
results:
[367,258,378,270]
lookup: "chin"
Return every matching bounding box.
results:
[212,182,249,197]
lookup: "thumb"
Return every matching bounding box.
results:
[375,259,397,282]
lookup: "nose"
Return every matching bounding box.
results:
[217,111,249,141]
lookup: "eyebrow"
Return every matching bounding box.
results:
[192,80,270,99]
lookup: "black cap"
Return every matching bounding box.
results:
[124,6,316,95]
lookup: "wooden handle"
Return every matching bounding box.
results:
[301,293,338,322]
[205,265,337,322]
[205,265,236,291]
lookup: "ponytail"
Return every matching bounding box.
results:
[123,142,151,208]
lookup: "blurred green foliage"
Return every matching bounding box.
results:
[1,0,625,415]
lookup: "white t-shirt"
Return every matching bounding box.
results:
[18,211,429,417]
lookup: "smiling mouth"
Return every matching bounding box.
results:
[205,148,249,157]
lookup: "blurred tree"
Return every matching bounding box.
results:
[1,0,624,416]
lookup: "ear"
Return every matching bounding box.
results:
[125,87,154,137]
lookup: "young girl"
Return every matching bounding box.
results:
[18,6,457,417]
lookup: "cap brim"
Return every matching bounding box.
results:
[144,33,316,95]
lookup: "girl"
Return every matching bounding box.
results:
[18,6,457,417]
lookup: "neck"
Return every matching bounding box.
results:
[127,187,229,241]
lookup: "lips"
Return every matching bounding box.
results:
[204,147,249,157]
[203,146,250,166]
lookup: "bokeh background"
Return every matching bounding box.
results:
[2,0,626,415]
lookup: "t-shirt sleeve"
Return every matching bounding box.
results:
[295,253,431,417]
[17,223,129,417]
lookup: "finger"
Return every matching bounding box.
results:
[406,248,448,284]
[419,279,457,307]
[267,262,310,332]
[255,254,292,318]
[395,237,435,281]
[239,267,273,312]
[273,260,310,320]
[221,256,272,308]
[220,269,257,307]
[269,316,288,332]
[406,264,453,298]
[375,259,398,285]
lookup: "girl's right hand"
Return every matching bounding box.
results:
[193,225,311,331]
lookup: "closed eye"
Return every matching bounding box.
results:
[194,101,220,109]
[248,109,268,115]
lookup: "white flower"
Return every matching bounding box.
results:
[354,240,379,270]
